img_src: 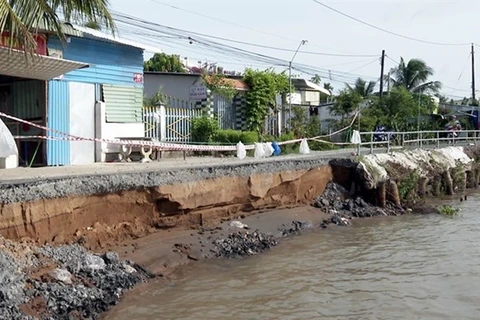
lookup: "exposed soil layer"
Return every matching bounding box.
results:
[0,178,432,320]
[0,166,334,248]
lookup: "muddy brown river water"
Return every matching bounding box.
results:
[105,196,480,320]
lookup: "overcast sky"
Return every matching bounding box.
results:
[110,0,480,98]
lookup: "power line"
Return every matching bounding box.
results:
[312,0,472,47]
[113,12,379,82]
[112,13,377,58]
[129,30,377,57]
[147,0,365,55]
[385,55,400,66]
[347,58,380,73]
[148,0,294,42]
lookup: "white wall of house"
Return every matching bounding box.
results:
[94,101,144,162]
[69,82,95,165]
[144,73,202,101]
[302,91,320,105]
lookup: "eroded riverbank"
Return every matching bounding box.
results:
[0,181,431,319]
[104,195,480,320]
[1,146,478,319]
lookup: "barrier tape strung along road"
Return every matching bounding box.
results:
[2,110,357,152]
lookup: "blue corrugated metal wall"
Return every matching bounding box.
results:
[48,37,144,86]
[47,80,70,166]
[46,37,144,166]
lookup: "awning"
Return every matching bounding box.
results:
[0,46,89,81]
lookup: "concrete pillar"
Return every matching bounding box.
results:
[417,177,429,198]
[432,175,442,196]
[466,170,476,189]
[387,180,401,206]
[158,105,166,142]
[376,181,387,208]
[442,170,454,195]
[94,101,106,162]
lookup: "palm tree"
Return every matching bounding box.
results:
[310,74,321,85]
[347,78,376,98]
[0,0,115,53]
[323,82,334,94]
[391,58,441,94]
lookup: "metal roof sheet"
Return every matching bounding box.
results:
[0,47,89,80]
[70,24,163,53]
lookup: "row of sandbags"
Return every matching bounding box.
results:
[236,139,310,160]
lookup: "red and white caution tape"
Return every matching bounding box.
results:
[2,110,356,152]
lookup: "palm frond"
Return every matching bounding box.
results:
[411,81,442,94]
[0,0,115,54]
[48,0,115,33]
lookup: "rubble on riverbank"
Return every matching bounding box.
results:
[212,220,316,259]
[211,181,411,259]
[0,237,149,320]
[314,182,406,225]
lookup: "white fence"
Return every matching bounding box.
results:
[143,106,203,143]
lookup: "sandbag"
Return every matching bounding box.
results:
[350,130,361,144]
[0,117,18,158]
[254,143,265,159]
[267,142,275,156]
[299,139,310,154]
[236,141,247,159]
[272,141,281,156]
[262,142,274,157]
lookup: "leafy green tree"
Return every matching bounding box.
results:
[0,0,115,52]
[144,53,185,72]
[365,86,436,132]
[291,106,308,137]
[330,89,362,120]
[242,68,290,134]
[392,58,442,94]
[202,73,236,99]
[347,78,376,98]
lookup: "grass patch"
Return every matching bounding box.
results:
[397,170,420,201]
[438,205,460,216]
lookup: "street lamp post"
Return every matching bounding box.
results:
[288,39,307,130]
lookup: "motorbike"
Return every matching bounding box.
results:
[373,125,395,143]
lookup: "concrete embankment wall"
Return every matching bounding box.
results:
[356,146,480,206]
[0,158,355,245]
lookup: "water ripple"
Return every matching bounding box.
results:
[106,196,480,320]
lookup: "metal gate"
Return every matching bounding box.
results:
[213,94,235,129]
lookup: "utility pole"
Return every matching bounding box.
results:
[379,49,385,98]
[471,43,476,105]
[387,69,391,92]
[288,40,307,130]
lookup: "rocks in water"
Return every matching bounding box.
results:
[315,182,405,226]
[331,212,349,226]
[280,220,313,236]
[213,230,278,258]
